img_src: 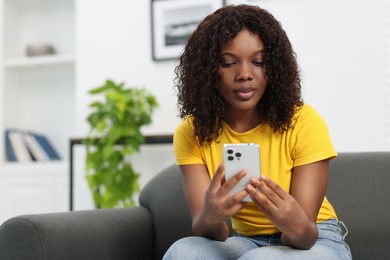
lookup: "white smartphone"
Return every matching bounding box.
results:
[223,143,261,202]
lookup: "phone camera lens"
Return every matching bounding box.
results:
[236,152,241,157]
[228,156,234,161]
[227,149,233,154]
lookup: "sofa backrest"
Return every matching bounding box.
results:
[327,152,390,260]
[140,152,390,260]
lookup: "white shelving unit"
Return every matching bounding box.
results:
[0,0,75,223]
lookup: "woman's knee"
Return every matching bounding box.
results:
[163,236,213,260]
[239,244,349,260]
[163,236,254,260]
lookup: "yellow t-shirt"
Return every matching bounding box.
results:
[174,104,338,236]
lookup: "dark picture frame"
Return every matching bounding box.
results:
[151,0,225,61]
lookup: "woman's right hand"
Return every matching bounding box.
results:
[180,162,248,240]
[203,163,248,222]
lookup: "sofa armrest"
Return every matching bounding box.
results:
[0,207,153,260]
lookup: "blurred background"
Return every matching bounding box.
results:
[0,0,388,222]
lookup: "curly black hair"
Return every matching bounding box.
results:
[174,4,303,145]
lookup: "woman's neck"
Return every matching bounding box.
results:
[223,109,261,133]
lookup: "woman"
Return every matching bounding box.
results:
[164,4,352,260]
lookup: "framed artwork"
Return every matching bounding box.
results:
[151,0,225,61]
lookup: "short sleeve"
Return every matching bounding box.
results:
[292,105,337,167]
[173,117,205,165]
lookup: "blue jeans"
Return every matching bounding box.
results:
[163,219,352,260]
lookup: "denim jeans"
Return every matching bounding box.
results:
[163,219,352,260]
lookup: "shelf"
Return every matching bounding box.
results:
[0,161,67,176]
[4,54,75,68]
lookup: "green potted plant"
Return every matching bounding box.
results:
[84,79,158,208]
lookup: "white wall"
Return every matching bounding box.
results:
[73,0,390,208]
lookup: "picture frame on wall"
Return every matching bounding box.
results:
[151,0,225,61]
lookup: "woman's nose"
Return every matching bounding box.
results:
[236,63,254,81]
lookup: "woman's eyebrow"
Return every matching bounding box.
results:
[221,52,235,57]
[221,50,264,57]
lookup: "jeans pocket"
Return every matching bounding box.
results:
[317,219,352,260]
[317,219,345,244]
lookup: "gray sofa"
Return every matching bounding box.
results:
[0,152,389,260]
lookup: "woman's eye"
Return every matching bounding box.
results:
[253,61,265,66]
[221,62,235,68]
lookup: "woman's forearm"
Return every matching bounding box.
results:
[281,221,318,249]
[192,212,230,241]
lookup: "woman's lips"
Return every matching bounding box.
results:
[235,88,255,100]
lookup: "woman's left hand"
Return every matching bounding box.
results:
[247,160,329,249]
[247,176,311,241]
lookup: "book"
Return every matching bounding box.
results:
[23,132,50,161]
[5,129,17,161]
[7,130,33,162]
[32,133,61,160]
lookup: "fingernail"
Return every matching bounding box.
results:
[261,175,269,181]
